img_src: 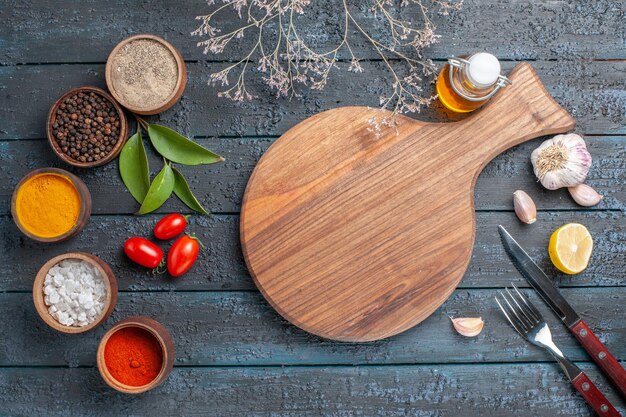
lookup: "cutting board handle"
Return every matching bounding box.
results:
[459,62,576,167]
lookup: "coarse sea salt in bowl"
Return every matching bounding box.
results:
[33,252,118,334]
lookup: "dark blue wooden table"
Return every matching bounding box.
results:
[1,1,624,415]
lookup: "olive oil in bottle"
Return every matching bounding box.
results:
[436,52,511,113]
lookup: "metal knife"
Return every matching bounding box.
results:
[498,225,626,399]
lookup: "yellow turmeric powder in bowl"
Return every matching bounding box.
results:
[12,169,90,241]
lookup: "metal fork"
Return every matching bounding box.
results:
[496,285,621,417]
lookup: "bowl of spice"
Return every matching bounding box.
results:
[97,316,174,394]
[47,86,128,167]
[106,34,187,115]
[33,252,117,334]
[11,168,91,242]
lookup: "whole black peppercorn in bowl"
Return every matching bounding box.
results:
[47,86,128,168]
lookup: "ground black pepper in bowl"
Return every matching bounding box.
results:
[47,87,128,168]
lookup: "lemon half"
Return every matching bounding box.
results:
[548,223,593,275]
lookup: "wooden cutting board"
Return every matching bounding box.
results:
[240,63,575,342]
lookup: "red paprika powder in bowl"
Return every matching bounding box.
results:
[97,316,174,394]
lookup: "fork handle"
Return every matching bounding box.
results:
[572,372,622,416]
[571,320,626,399]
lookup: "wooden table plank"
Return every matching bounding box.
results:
[1,61,625,141]
[1,211,624,292]
[1,289,624,367]
[1,1,624,415]
[0,364,624,416]
[1,0,624,64]
[1,136,624,215]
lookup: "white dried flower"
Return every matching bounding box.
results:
[191,0,463,132]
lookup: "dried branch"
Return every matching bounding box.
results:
[192,0,463,133]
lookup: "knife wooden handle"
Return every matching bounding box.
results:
[571,320,626,399]
[572,372,622,416]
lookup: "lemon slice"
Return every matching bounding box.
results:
[548,223,593,274]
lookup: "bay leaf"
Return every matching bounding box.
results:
[119,131,150,204]
[147,124,224,166]
[137,162,175,215]
[173,167,209,215]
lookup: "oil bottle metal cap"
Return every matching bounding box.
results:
[466,52,501,88]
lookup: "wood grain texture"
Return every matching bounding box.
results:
[1,0,625,414]
[241,63,576,341]
[1,212,624,293]
[571,372,622,417]
[1,0,624,64]
[0,289,623,366]
[0,364,624,416]
[0,136,624,215]
[1,61,625,141]
[571,320,626,399]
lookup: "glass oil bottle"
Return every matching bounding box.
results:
[436,52,512,113]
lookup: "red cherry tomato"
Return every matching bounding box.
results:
[167,235,201,277]
[124,237,164,268]
[154,214,188,240]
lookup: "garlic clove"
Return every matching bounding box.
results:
[568,184,603,207]
[559,132,586,148]
[513,190,537,224]
[450,317,484,337]
[530,133,592,190]
[537,170,565,191]
[562,156,591,184]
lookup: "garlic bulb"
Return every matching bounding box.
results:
[450,317,484,337]
[513,190,536,224]
[530,133,592,190]
[568,184,603,207]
